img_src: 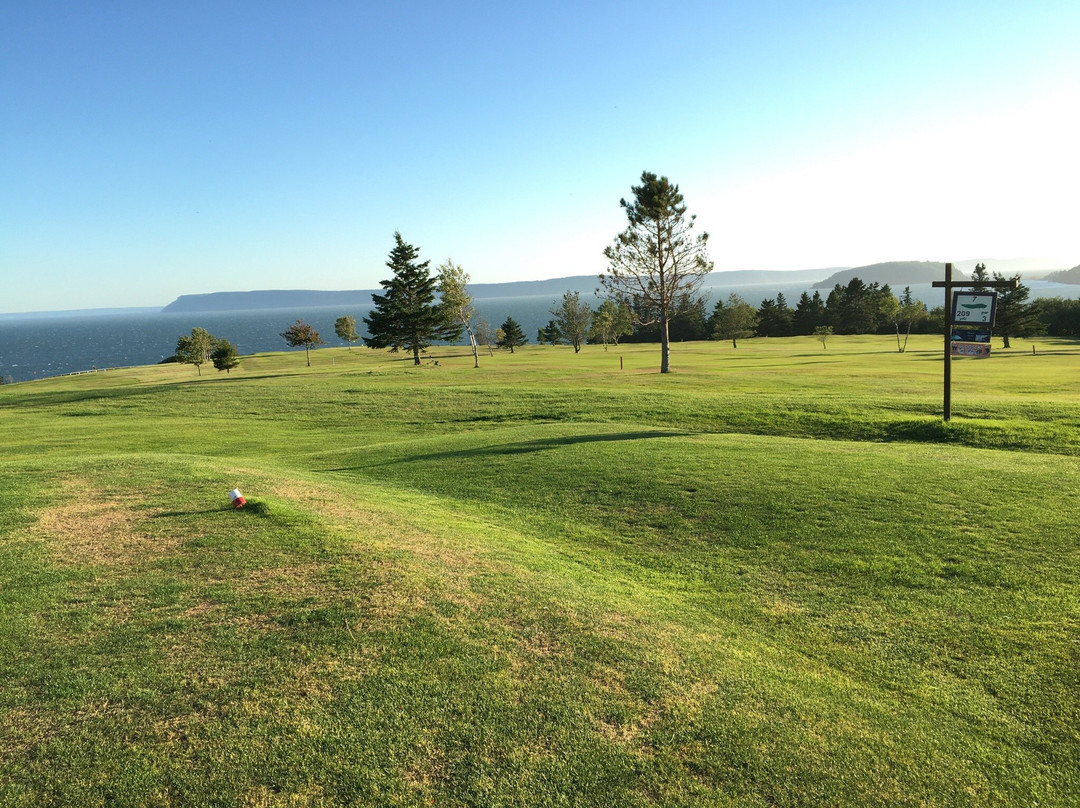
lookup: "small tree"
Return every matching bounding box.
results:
[437,260,480,368]
[590,299,634,350]
[175,327,216,375]
[711,293,758,348]
[814,325,833,349]
[538,319,562,346]
[473,318,496,356]
[211,340,240,374]
[552,291,591,353]
[281,319,325,366]
[896,287,926,353]
[496,317,527,353]
[335,315,359,350]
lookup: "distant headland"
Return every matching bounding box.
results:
[156,259,1068,314]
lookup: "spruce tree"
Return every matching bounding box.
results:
[496,317,527,353]
[211,340,241,374]
[364,233,460,365]
[992,272,1038,348]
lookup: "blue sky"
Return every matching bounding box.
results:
[3,1,1078,312]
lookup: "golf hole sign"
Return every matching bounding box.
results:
[951,291,998,326]
[950,291,997,359]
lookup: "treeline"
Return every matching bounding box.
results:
[605,270,1079,348]
[605,280,934,347]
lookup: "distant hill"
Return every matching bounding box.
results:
[951,257,1068,279]
[161,269,840,313]
[814,262,956,289]
[1043,265,1080,285]
[161,261,1072,315]
[702,268,836,286]
[161,290,377,313]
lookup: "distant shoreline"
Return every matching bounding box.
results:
[3,259,1071,319]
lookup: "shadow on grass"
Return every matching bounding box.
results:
[330,430,693,470]
[153,500,271,518]
[882,420,955,443]
[152,508,230,518]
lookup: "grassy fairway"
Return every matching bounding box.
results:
[1,336,1078,806]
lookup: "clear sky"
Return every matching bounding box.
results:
[3,0,1078,312]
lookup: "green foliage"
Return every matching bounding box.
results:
[756,293,793,337]
[971,262,990,289]
[589,299,634,349]
[822,278,901,336]
[896,286,927,352]
[1039,297,1080,337]
[495,317,527,353]
[814,324,833,348]
[711,293,759,347]
[473,318,496,356]
[364,232,460,365]
[211,339,240,374]
[174,327,216,375]
[280,319,325,366]
[601,171,713,372]
[551,291,591,353]
[334,315,359,349]
[538,319,562,346]
[992,272,1040,348]
[437,261,479,367]
[625,291,709,342]
[793,290,827,335]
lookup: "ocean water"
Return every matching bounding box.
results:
[0,296,565,383]
[3,281,1077,384]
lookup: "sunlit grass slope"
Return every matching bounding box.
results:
[1,336,1077,806]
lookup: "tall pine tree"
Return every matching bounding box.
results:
[364,233,460,365]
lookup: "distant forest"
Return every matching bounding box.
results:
[609,275,1080,346]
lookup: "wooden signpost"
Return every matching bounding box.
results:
[931,263,1017,421]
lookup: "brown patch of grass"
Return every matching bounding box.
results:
[29,476,180,567]
[240,783,328,807]
[761,598,805,621]
[0,707,57,761]
[238,562,338,602]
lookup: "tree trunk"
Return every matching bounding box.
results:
[660,312,671,373]
[1002,334,1011,349]
[469,332,479,368]
[413,345,421,365]
[902,321,912,353]
[305,347,311,367]
[895,323,902,353]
